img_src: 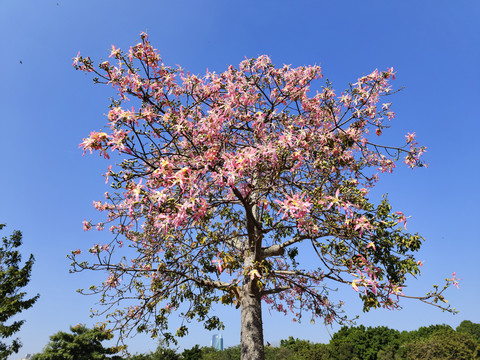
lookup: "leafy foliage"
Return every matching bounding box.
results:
[329,325,401,360]
[0,224,39,360]
[399,331,479,360]
[181,344,202,360]
[31,325,122,360]
[200,346,240,360]
[125,340,179,360]
[326,322,480,360]
[457,320,480,343]
[279,337,330,359]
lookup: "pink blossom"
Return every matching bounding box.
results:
[354,216,373,236]
[351,279,359,292]
[212,253,223,273]
[326,189,341,210]
[249,269,261,280]
[276,193,312,221]
[79,131,110,159]
[109,45,121,58]
[450,272,461,288]
[405,132,416,143]
[82,220,92,231]
[395,211,408,229]
[172,167,191,190]
[72,51,81,66]
[106,273,120,288]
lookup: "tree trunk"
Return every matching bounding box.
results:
[240,283,265,360]
[240,172,265,359]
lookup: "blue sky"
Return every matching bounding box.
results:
[1,0,479,358]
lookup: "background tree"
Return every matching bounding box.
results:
[279,337,330,360]
[31,325,122,360]
[126,341,179,360]
[456,320,480,343]
[329,325,401,360]
[125,321,480,360]
[181,344,202,360]
[376,346,396,360]
[128,346,179,360]
[126,353,153,360]
[398,331,479,360]
[200,346,240,360]
[0,223,39,360]
[71,33,457,360]
[397,323,455,348]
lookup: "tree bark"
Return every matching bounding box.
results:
[240,283,265,360]
[240,173,265,359]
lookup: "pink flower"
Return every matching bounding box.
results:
[110,45,121,58]
[106,273,120,288]
[354,216,373,236]
[79,131,110,159]
[104,165,112,185]
[276,193,312,220]
[395,211,407,229]
[405,132,416,143]
[389,284,403,297]
[249,269,261,280]
[82,220,92,231]
[212,253,223,273]
[326,189,341,210]
[108,130,131,154]
[351,279,359,292]
[72,51,81,66]
[450,272,461,289]
[172,167,191,190]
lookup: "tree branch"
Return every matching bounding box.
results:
[262,234,309,258]
[260,286,290,296]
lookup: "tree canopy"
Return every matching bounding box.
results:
[398,331,479,360]
[329,325,401,360]
[0,223,39,360]
[457,320,480,343]
[71,33,457,359]
[31,325,122,360]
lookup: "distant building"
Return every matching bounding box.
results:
[211,334,224,351]
[19,355,32,360]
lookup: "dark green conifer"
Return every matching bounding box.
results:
[0,224,39,360]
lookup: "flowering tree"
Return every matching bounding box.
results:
[71,33,457,360]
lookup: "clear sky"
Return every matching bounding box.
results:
[1,0,479,358]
